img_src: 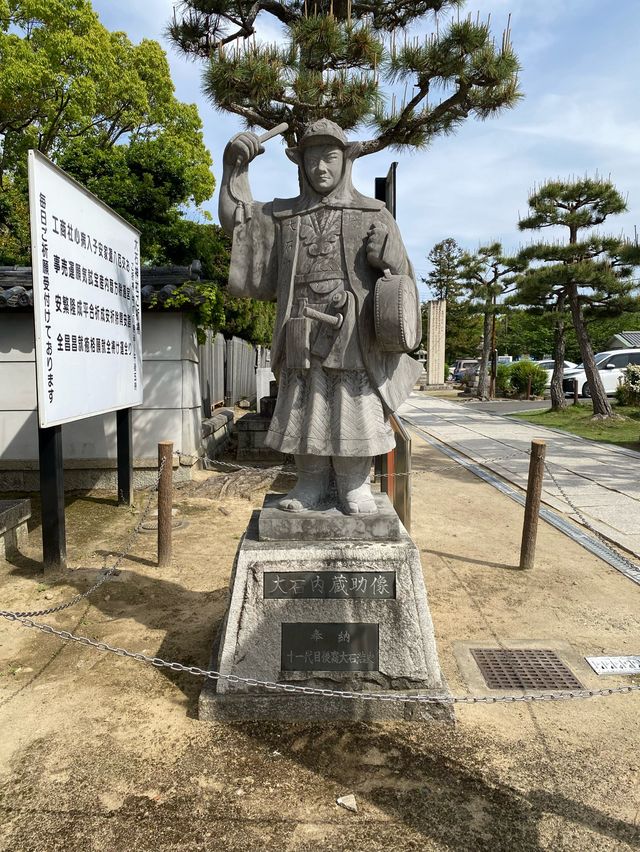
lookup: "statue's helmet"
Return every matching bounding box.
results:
[299,119,349,150]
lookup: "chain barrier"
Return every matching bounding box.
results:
[202,454,528,480]
[541,460,640,577]
[7,456,168,619]
[401,412,640,576]
[2,430,639,706]
[0,610,638,704]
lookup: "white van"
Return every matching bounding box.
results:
[563,349,640,397]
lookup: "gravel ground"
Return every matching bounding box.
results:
[0,437,639,852]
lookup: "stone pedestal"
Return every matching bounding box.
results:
[199,496,453,722]
[259,492,401,542]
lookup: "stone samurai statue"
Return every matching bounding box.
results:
[219,119,421,515]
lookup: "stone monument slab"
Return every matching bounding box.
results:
[258,492,400,542]
[199,512,454,722]
[426,298,447,387]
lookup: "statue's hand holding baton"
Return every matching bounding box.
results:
[224,122,289,170]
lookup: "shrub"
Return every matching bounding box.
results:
[616,364,640,405]
[460,368,476,388]
[509,360,547,396]
[496,363,512,396]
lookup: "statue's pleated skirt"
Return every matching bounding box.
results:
[265,360,395,457]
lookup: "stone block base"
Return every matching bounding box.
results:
[198,511,453,723]
[0,499,31,560]
[202,409,234,459]
[0,456,198,492]
[199,683,453,722]
[236,413,285,462]
[258,492,400,542]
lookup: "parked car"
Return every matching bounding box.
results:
[562,349,640,397]
[534,359,577,389]
[452,358,479,383]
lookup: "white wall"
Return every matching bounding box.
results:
[0,312,202,489]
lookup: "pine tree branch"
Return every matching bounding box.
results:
[173,0,299,57]
[223,101,275,129]
[358,82,470,156]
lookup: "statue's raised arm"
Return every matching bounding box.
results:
[218,132,265,235]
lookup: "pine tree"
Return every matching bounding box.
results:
[421,237,480,366]
[168,0,521,152]
[517,177,640,418]
[458,242,524,399]
[423,237,462,301]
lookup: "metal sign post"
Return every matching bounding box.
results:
[38,424,66,570]
[116,408,133,506]
[374,162,398,218]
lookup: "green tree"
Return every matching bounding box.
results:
[422,237,462,300]
[442,299,482,365]
[517,177,640,418]
[169,0,521,153]
[421,236,482,366]
[0,0,215,266]
[459,242,524,399]
[495,307,556,360]
[586,312,640,355]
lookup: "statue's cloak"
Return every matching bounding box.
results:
[227,163,422,414]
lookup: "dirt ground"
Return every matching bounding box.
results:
[0,433,639,852]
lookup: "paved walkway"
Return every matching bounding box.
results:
[399,394,640,559]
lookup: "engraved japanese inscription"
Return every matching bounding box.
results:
[264,571,395,599]
[281,622,379,671]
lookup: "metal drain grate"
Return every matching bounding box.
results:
[471,648,583,691]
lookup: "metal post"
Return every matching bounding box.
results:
[573,378,579,405]
[157,441,173,568]
[519,439,546,570]
[116,408,133,506]
[38,425,66,571]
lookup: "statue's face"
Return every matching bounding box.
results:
[303,144,344,194]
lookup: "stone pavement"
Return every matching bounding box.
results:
[399,394,640,559]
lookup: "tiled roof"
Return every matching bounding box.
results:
[618,331,640,347]
[0,262,203,311]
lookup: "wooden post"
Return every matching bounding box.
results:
[390,414,411,532]
[116,408,133,506]
[573,378,579,405]
[519,439,546,570]
[382,446,395,502]
[527,376,532,400]
[157,441,173,568]
[38,424,66,571]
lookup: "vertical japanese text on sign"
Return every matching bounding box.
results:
[28,150,143,427]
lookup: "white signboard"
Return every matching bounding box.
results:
[28,150,143,428]
[585,656,640,676]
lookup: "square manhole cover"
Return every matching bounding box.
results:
[471,648,583,690]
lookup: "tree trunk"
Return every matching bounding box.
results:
[476,300,492,399]
[549,296,567,412]
[567,286,613,417]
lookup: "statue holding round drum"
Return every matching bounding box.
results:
[219,119,421,516]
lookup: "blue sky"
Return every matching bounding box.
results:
[94,0,640,297]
